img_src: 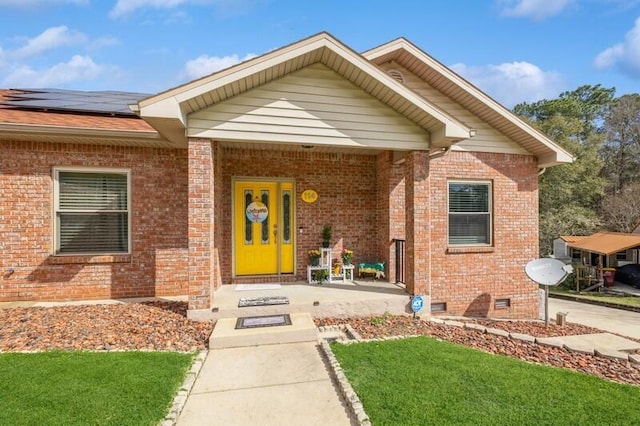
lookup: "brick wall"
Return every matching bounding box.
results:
[0,141,188,302]
[219,148,379,283]
[427,151,540,319]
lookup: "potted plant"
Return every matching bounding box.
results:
[312,269,329,284]
[308,249,321,266]
[341,248,353,265]
[321,224,332,248]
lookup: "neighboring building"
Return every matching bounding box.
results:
[566,232,640,268]
[0,33,572,319]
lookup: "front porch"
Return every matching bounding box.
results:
[189,280,413,322]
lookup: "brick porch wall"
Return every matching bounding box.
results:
[0,141,188,302]
[218,148,380,283]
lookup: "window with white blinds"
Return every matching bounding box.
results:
[54,169,130,254]
[448,181,492,246]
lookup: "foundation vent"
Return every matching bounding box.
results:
[431,302,447,313]
[495,298,511,309]
[387,69,405,84]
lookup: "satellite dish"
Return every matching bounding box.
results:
[525,258,574,326]
[525,258,573,286]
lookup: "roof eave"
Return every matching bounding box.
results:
[363,38,574,168]
[136,32,473,148]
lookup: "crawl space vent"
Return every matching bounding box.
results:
[431,302,447,313]
[495,298,511,309]
[387,69,405,83]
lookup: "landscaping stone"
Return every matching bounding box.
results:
[317,315,640,386]
[509,333,535,343]
[485,327,510,337]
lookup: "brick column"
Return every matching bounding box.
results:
[188,138,215,311]
[405,151,430,295]
[377,152,406,282]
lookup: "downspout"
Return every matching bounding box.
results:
[538,167,547,176]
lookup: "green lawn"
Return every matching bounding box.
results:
[0,351,194,426]
[332,337,640,426]
[551,287,640,307]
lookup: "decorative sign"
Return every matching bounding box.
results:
[246,201,268,223]
[411,296,424,313]
[301,189,319,204]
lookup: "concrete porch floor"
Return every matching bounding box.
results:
[190,280,414,322]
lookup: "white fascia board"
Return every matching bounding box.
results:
[139,33,472,143]
[322,37,471,140]
[0,122,160,140]
[364,39,574,165]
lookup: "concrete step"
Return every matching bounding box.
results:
[209,312,318,349]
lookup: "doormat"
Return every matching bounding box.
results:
[238,296,289,308]
[235,284,282,291]
[235,314,292,329]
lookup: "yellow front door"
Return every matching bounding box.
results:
[234,180,294,276]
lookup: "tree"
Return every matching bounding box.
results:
[514,85,613,255]
[600,94,640,193]
[600,182,640,233]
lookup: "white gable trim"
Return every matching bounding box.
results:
[134,33,473,149]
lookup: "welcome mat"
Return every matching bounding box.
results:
[238,296,289,308]
[235,314,292,329]
[235,284,282,291]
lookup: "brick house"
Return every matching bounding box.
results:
[0,33,572,319]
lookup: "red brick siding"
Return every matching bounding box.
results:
[427,151,539,319]
[0,141,188,302]
[218,148,379,283]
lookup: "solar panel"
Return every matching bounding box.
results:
[0,88,151,116]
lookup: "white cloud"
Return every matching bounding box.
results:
[0,0,87,6]
[594,17,640,78]
[451,61,564,107]
[2,55,104,87]
[181,53,256,80]
[498,0,575,20]
[109,0,257,19]
[110,0,190,18]
[12,26,87,58]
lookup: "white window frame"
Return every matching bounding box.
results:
[447,180,493,246]
[53,167,131,255]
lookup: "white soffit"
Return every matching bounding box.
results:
[363,38,574,168]
[135,32,473,149]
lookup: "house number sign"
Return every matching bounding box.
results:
[301,189,318,204]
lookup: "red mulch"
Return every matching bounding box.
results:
[316,315,640,386]
[0,302,212,352]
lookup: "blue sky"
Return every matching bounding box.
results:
[0,0,638,107]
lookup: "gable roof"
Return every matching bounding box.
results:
[567,232,640,256]
[362,38,573,168]
[134,32,473,149]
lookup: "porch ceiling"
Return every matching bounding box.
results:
[134,32,473,150]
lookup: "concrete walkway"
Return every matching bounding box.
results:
[549,297,640,339]
[177,342,354,426]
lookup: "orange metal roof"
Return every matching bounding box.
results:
[560,235,588,243]
[0,90,155,132]
[567,232,640,255]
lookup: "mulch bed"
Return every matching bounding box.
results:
[0,302,212,352]
[2,302,640,386]
[317,315,640,386]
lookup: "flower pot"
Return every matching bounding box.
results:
[322,241,330,248]
[311,258,320,266]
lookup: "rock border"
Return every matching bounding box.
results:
[318,317,640,426]
[161,350,207,426]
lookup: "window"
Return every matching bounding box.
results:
[54,168,130,255]
[448,181,492,245]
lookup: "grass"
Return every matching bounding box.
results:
[0,351,194,426]
[331,337,640,426]
[551,287,640,307]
